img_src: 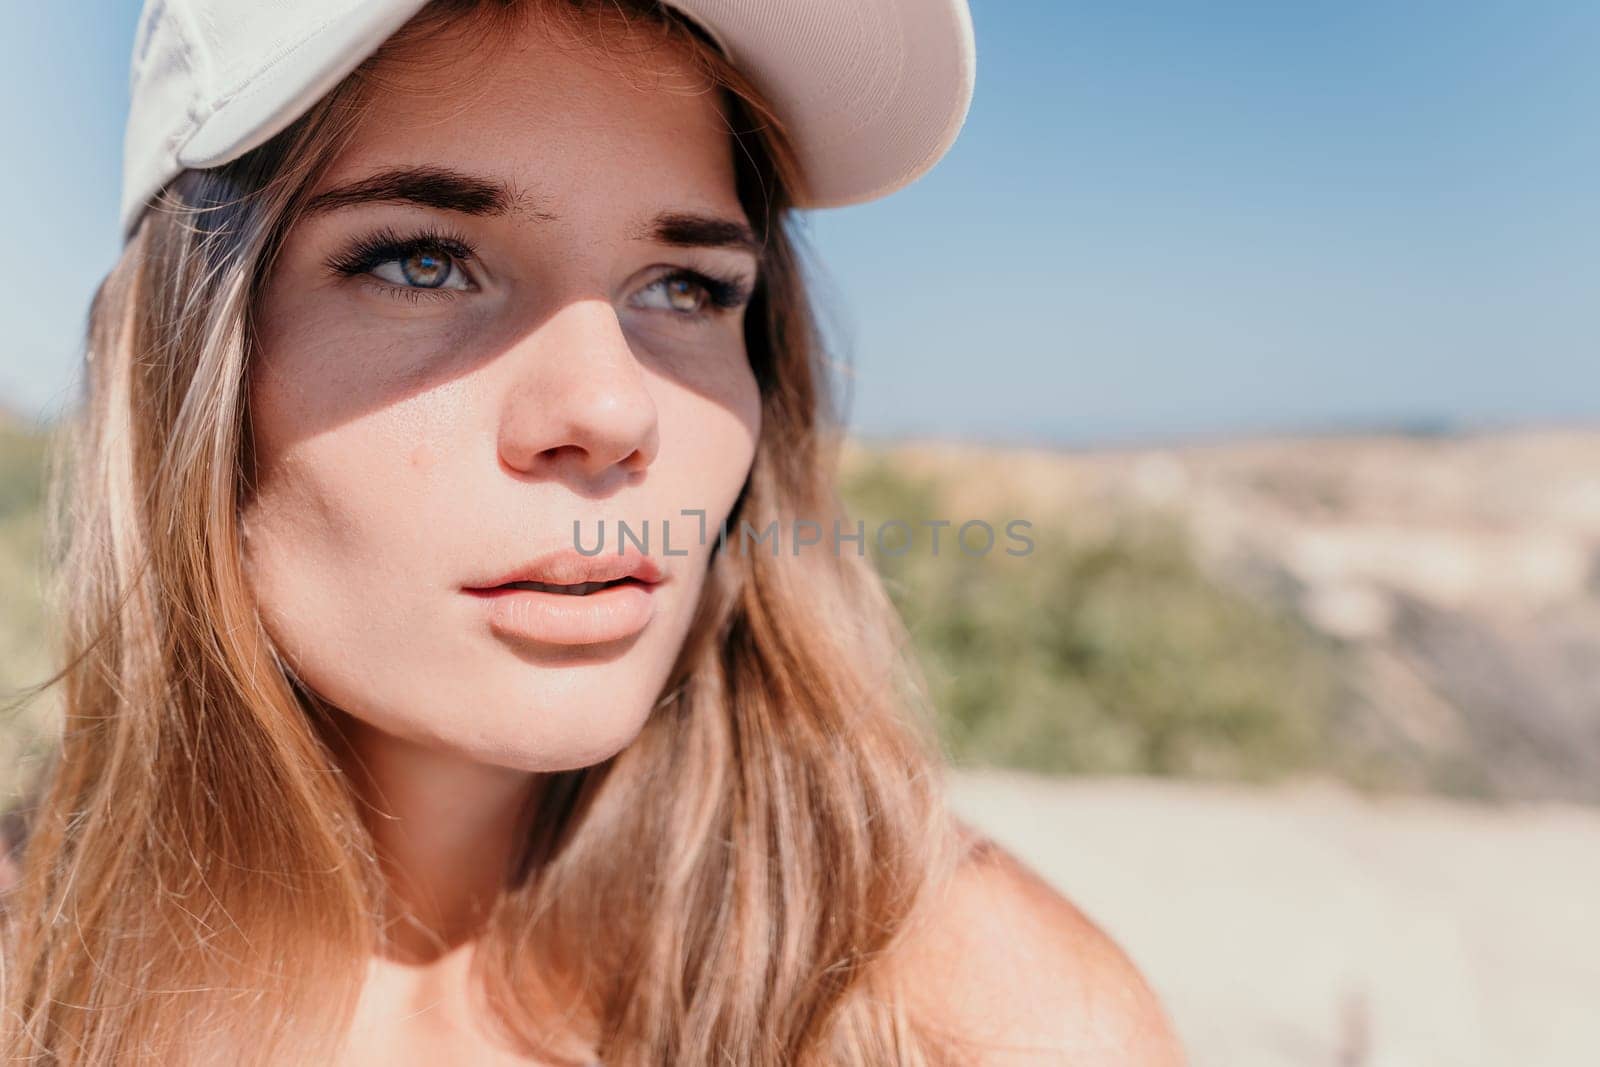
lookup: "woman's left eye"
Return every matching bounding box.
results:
[632,269,753,320]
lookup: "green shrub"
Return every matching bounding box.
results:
[0,418,56,794]
[840,449,1341,782]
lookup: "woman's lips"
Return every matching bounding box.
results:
[463,577,658,646]
[469,547,664,591]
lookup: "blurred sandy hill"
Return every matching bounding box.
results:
[854,426,1600,805]
[948,766,1600,1067]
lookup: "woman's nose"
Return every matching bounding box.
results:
[496,298,660,483]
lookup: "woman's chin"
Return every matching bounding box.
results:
[390,688,660,775]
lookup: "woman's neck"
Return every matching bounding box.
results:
[331,713,539,961]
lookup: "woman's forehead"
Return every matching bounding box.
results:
[337,18,738,209]
[365,2,720,124]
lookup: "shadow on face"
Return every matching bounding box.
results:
[241,8,763,773]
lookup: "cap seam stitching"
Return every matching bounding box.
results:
[187,0,369,137]
[164,0,210,141]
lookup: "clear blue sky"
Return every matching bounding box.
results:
[5,1,1599,444]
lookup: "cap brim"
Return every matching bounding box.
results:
[176,0,974,211]
[178,0,434,170]
[666,0,977,207]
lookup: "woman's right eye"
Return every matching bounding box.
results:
[325,228,480,301]
[369,244,474,291]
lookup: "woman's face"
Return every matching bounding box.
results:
[243,15,761,771]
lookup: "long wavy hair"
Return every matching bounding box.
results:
[0,1,979,1063]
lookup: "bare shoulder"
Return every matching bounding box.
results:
[890,819,1187,1066]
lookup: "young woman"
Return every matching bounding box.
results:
[0,0,1184,1063]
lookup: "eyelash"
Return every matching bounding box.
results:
[324,224,477,305]
[323,225,755,319]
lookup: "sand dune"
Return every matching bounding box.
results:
[947,767,1600,1067]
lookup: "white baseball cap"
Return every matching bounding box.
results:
[120,0,977,242]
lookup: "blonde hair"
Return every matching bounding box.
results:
[1,1,978,1062]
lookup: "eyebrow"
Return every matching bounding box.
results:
[301,164,764,259]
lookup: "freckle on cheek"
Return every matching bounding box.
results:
[409,443,437,472]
